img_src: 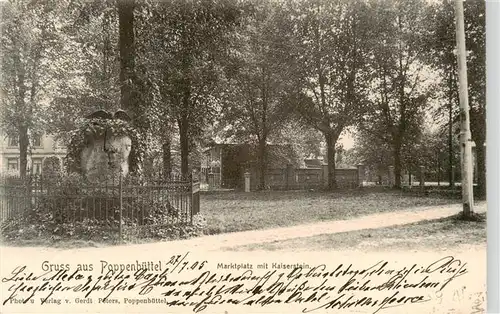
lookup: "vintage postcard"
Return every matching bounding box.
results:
[0,0,493,313]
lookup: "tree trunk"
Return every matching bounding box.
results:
[325,132,337,190]
[162,139,171,177]
[12,44,28,178]
[257,137,267,190]
[178,116,189,177]
[118,0,136,116]
[475,139,486,198]
[393,142,402,188]
[178,79,192,178]
[118,0,141,173]
[19,125,29,178]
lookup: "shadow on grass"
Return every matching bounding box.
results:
[409,211,486,226]
[226,212,487,252]
[453,211,486,222]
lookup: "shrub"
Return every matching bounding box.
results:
[42,156,62,177]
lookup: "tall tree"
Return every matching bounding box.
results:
[1,0,62,177]
[426,0,459,187]
[48,0,121,140]
[117,0,146,173]
[220,0,295,189]
[426,0,486,196]
[361,0,434,188]
[288,0,372,189]
[148,0,244,177]
[135,0,181,176]
[464,0,486,198]
[118,0,136,116]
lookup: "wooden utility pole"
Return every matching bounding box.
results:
[454,0,474,216]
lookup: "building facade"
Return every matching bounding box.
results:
[0,131,67,175]
[201,143,302,189]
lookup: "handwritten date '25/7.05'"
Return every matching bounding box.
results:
[1,254,468,313]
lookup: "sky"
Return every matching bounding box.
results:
[339,131,354,150]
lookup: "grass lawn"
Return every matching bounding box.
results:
[201,188,459,235]
[228,212,486,252]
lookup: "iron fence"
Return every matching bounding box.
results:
[0,172,200,234]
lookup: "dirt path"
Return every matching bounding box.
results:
[94,201,482,253]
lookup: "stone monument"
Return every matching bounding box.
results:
[78,110,134,182]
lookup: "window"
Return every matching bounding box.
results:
[8,136,18,147]
[32,158,43,175]
[33,134,42,147]
[7,158,18,171]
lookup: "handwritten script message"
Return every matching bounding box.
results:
[1,253,479,313]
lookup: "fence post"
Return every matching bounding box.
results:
[25,174,31,214]
[208,171,214,190]
[388,166,395,187]
[357,164,365,188]
[119,172,123,244]
[244,172,251,192]
[191,173,200,221]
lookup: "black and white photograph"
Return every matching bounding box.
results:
[0,0,492,313]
